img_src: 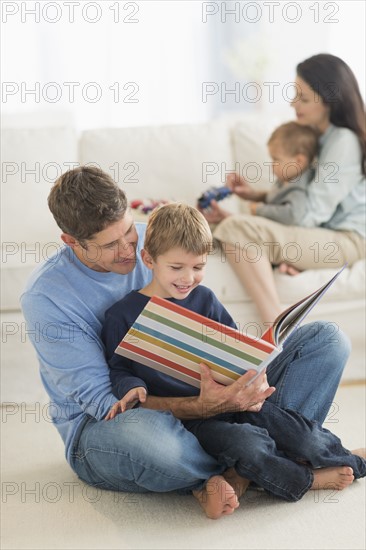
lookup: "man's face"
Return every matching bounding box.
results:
[75,212,139,274]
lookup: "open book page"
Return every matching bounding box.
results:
[261,264,347,347]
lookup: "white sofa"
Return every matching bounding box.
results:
[1,114,365,403]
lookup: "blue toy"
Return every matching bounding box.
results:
[197,186,232,209]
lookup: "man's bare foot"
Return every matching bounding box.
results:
[311,466,354,491]
[223,467,250,499]
[193,475,239,519]
[352,448,366,459]
[278,263,301,276]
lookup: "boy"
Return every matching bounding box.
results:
[248,121,318,225]
[102,203,366,520]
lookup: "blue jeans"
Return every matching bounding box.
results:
[266,320,350,423]
[71,322,350,493]
[184,401,366,501]
[71,409,224,493]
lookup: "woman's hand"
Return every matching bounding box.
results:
[198,199,231,224]
[197,363,276,417]
[105,387,147,420]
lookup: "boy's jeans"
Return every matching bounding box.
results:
[184,401,366,501]
[71,321,351,493]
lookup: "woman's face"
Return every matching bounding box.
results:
[291,76,331,133]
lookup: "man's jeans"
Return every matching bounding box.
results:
[184,401,366,501]
[71,321,351,493]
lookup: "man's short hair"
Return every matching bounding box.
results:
[267,121,319,163]
[48,166,128,242]
[144,203,213,260]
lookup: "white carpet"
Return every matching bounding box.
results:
[1,384,365,550]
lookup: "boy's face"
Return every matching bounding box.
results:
[143,247,207,300]
[67,211,139,274]
[268,141,307,183]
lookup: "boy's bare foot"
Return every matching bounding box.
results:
[352,448,366,459]
[193,475,239,519]
[311,466,354,490]
[223,467,250,499]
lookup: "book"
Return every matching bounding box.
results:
[115,265,347,388]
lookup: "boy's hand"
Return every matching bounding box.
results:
[105,387,147,420]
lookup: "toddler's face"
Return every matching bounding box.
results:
[268,141,306,183]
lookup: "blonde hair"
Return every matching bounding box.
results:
[268,121,318,163]
[144,203,213,260]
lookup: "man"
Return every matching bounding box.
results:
[21,166,350,505]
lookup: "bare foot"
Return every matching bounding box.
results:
[193,475,239,519]
[311,466,354,491]
[278,263,301,276]
[352,448,366,459]
[223,467,250,499]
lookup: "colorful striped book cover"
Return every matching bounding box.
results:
[115,296,280,388]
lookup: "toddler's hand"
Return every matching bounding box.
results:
[226,172,253,199]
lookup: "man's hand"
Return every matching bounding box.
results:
[245,371,271,412]
[105,387,147,420]
[197,363,275,417]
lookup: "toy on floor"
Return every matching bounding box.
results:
[197,186,232,209]
[130,199,169,215]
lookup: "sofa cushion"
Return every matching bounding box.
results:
[79,120,240,212]
[1,243,63,311]
[1,126,77,310]
[1,311,48,403]
[273,259,366,304]
[231,114,289,193]
[1,126,77,244]
[205,250,365,304]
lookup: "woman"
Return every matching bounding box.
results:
[200,54,366,324]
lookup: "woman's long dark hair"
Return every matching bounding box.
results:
[297,54,366,175]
